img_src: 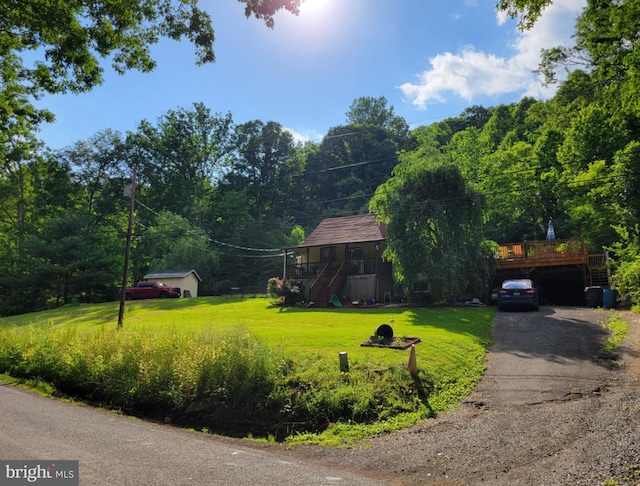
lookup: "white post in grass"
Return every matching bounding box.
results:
[407,345,418,376]
[338,352,349,373]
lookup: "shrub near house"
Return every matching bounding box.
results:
[266,277,304,304]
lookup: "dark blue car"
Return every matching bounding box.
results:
[497,279,539,311]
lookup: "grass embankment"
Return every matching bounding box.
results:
[600,311,630,357]
[0,297,493,445]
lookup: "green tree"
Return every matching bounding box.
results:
[0,0,302,142]
[444,127,490,189]
[221,120,299,217]
[135,210,220,294]
[303,98,415,221]
[611,141,640,230]
[478,105,515,151]
[24,211,122,307]
[1,0,302,97]
[496,0,555,30]
[57,129,130,222]
[346,96,410,138]
[129,103,235,220]
[370,156,490,302]
[214,119,306,289]
[205,190,282,291]
[554,104,626,250]
[442,105,492,134]
[610,226,640,307]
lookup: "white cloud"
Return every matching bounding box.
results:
[496,9,509,26]
[284,127,323,144]
[399,0,586,110]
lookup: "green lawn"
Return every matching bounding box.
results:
[0,297,495,444]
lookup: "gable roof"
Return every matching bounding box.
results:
[144,269,202,281]
[297,214,386,248]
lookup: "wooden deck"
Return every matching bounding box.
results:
[496,238,592,270]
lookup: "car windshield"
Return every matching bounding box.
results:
[502,280,533,289]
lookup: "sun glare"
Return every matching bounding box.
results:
[300,0,331,15]
[273,0,350,54]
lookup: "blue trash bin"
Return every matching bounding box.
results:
[603,289,617,309]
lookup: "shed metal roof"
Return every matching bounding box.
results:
[296,214,386,248]
[144,269,202,281]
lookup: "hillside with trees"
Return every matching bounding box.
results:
[1,0,639,315]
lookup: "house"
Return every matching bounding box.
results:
[285,213,393,307]
[143,269,202,298]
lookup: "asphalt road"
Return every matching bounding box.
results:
[0,384,388,485]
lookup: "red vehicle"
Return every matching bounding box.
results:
[122,281,181,300]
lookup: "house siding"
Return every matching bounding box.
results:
[288,214,393,305]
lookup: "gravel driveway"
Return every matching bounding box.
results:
[289,307,640,485]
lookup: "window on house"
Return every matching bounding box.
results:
[320,246,336,262]
[346,248,363,261]
[347,247,364,274]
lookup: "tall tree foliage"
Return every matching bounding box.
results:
[370,156,489,302]
[57,130,130,222]
[0,154,117,314]
[222,120,299,216]
[496,0,554,29]
[131,210,219,294]
[25,212,123,306]
[303,97,415,223]
[130,103,234,221]
[0,0,302,176]
[216,120,304,287]
[345,96,410,138]
[0,0,301,104]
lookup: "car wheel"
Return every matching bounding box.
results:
[159,291,168,298]
[125,293,133,301]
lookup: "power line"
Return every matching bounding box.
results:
[135,198,287,256]
[131,158,632,252]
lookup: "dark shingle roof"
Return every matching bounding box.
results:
[297,214,386,248]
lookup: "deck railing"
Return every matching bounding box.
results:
[588,253,606,268]
[286,258,391,280]
[496,238,588,266]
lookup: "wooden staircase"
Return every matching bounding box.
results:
[309,263,346,307]
[588,252,610,287]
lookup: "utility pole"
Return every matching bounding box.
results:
[118,167,137,328]
[283,249,287,280]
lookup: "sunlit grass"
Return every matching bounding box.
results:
[600,311,630,356]
[0,297,494,444]
[2,296,492,367]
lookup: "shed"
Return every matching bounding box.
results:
[143,269,202,298]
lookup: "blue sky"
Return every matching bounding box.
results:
[34,0,586,150]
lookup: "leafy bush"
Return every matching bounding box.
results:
[266,277,305,304]
[611,228,640,307]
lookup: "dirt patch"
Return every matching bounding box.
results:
[288,308,640,485]
[360,337,421,349]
